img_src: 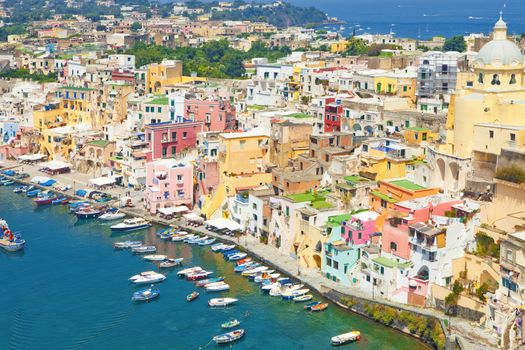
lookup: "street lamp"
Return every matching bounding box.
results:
[297,255,301,276]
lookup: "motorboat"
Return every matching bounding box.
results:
[222,249,240,257]
[13,186,26,193]
[171,231,189,242]
[131,245,156,254]
[311,303,328,312]
[129,271,166,284]
[196,277,224,287]
[34,196,56,205]
[157,228,176,240]
[52,197,69,205]
[187,235,208,244]
[228,252,247,261]
[99,211,126,221]
[114,241,142,250]
[304,301,321,311]
[269,283,304,297]
[21,185,34,193]
[143,254,167,262]
[236,257,252,265]
[177,266,202,277]
[261,282,279,293]
[241,266,268,276]
[212,329,245,344]
[75,208,102,219]
[182,234,198,243]
[248,270,274,281]
[2,180,14,186]
[186,291,199,302]
[0,221,25,252]
[208,298,238,307]
[159,258,184,268]
[198,238,216,246]
[212,244,235,252]
[234,262,258,273]
[131,286,160,302]
[186,271,213,281]
[110,218,151,232]
[282,288,310,300]
[254,272,280,283]
[211,243,226,251]
[221,319,240,329]
[331,331,361,346]
[205,282,230,292]
[293,294,313,303]
[26,189,41,197]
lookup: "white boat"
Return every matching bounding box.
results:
[114,241,142,249]
[182,234,198,243]
[208,298,238,307]
[159,258,184,268]
[171,233,190,242]
[241,266,268,276]
[269,283,304,297]
[206,282,230,292]
[132,245,156,254]
[213,329,245,344]
[228,252,247,261]
[204,281,227,288]
[331,331,361,346]
[99,211,126,221]
[143,254,167,262]
[129,271,166,284]
[281,288,310,300]
[254,273,280,283]
[198,238,216,246]
[111,218,151,232]
[177,266,202,277]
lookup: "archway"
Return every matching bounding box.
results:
[364,125,374,136]
[353,123,362,131]
[449,161,459,181]
[436,158,446,183]
[312,254,322,268]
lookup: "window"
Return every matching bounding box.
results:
[326,257,332,267]
[333,261,339,270]
[403,86,407,92]
[510,133,516,142]
[157,107,162,113]
[510,74,517,85]
[171,146,176,155]
[239,140,246,149]
[387,161,391,170]
[380,199,387,208]
[147,133,151,141]
[390,242,397,251]
[478,73,484,84]
[183,132,187,139]
[172,131,177,140]
[422,132,427,141]
[506,249,514,262]
[170,111,175,120]
[380,266,384,275]
[491,74,501,86]
[162,147,167,157]
[177,175,183,181]
[489,130,494,139]
[145,106,150,112]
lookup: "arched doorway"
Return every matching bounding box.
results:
[364,125,374,136]
[353,123,362,131]
[312,254,321,268]
[436,158,446,183]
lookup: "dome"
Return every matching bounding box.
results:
[475,40,523,66]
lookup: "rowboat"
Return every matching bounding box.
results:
[205,282,230,292]
[198,238,216,246]
[208,298,238,307]
[196,277,224,287]
[171,232,190,242]
[311,303,328,312]
[26,189,41,197]
[281,288,310,300]
[177,266,202,277]
[221,319,240,329]
[186,291,199,302]
[114,241,142,249]
[159,258,184,268]
[293,294,313,303]
[331,331,361,346]
[212,329,245,344]
[132,286,160,302]
[254,272,280,283]
[21,185,34,193]
[0,235,25,252]
[228,252,248,261]
[304,301,321,310]
[143,254,167,262]
[132,245,156,254]
[13,186,26,193]
[129,271,166,284]
[187,271,213,281]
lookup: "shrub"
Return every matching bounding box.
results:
[495,165,525,184]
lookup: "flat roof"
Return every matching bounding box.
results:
[389,179,426,191]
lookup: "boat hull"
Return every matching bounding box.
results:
[111,224,151,232]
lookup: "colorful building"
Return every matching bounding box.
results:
[185,97,237,132]
[145,121,203,161]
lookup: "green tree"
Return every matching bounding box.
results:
[343,38,369,56]
[221,51,245,78]
[96,24,107,32]
[130,22,142,32]
[443,35,466,52]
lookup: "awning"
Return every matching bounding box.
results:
[184,212,204,222]
[40,160,72,170]
[19,153,46,161]
[89,176,117,187]
[205,218,244,231]
[30,176,55,185]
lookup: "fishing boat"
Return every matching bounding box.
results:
[248,270,274,281]
[211,243,226,251]
[159,258,184,268]
[331,331,360,346]
[208,298,238,307]
[311,303,328,312]
[52,197,69,205]
[196,277,224,287]
[282,289,310,300]
[261,282,279,293]
[205,282,230,292]
[241,266,268,276]
[236,257,252,265]
[99,211,126,221]
[304,301,321,310]
[186,271,213,281]
[0,220,25,252]
[111,218,151,232]
[214,244,236,252]
[186,291,199,302]
[131,245,156,254]
[198,238,216,246]
[182,234,198,243]
[222,249,240,257]
[188,235,208,244]
[2,180,14,186]
[177,266,203,277]
[114,241,142,249]
[13,185,26,193]
[221,319,240,329]
[34,196,56,205]
[75,208,102,219]
[212,329,245,344]
[26,189,41,197]
[129,271,166,284]
[143,254,167,262]
[131,286,160,302]
[293,294,313,303]
[228,252,248,261]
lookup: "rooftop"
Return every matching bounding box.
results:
[326,213,352,227]
[147,96,169,105]
[373,256,411,269]
[407,126,429,132]
[371,191,398,204]
[389,179,426,191]
[59,86,94,91]
[87,140,111,147]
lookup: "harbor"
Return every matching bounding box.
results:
[0,183,428,349]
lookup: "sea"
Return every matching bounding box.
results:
[0,186,426,349]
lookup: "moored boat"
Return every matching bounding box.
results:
[198,238,216,246]
[311,303,328,312]
[186,291,199,302]
[52,197,69,205]
[110,218,151,232]
[293,294,313,303]
[129,271,166,284]
[212,329,245,344]
[114,241,142,249]
[304,301,321,310]
[131,245,156,254]
[186,271,213,281]
[177,266,203,277]
[0,220,25,252]
[13,185,26,193]
[208,298,238,307]
[196,277,224,287]
[132,286,160,302]
[99,211,126,221]
[143,254,167,262]
[281,288,310,300]
[159,258,184,268]
[331,331,361,346]
[34,196,56,205]
[205,282,230,292]
[75,208,102,219]
[221,319,240,329]
[228,252,247,261]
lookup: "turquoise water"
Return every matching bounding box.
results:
[0,186,426,349]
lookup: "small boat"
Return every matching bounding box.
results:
[234,262,259,273]
[159,258,184,268]
[208,298,238,307]
[205,282,230,292]
[221,319,241,329]
[75,208,102,219]
[26,189,41,197]
[182,234,198,243]
[198,238,216,246]
[177,266,203,277]
[196,277,224,287]
[331,331,361,346]
[143,254,167,262]
[269,283,304,297]
[223,249,240,257]
[311,303,328,312]
[13,186,26,193]
[282,288,310,300]
[129,271,166,284]
[304,301,321,310]
[0,235,25,252]
[99,211,126,221]
[186,291,199,302]
[171,232,189,242]
[187,271,213,281]
[293,294,313,303]
[248,270,274,281]
[52,197,69,205]
[110,218,151,232]
[2,180,14,186]
[21,185,34,193]
[241,266,268,276]
[132,245,156,254]
[114,241,142,249]
[34,196,55,205]
[131,286,160,302]
[213,329,245,344]
[236,257,252,265]
[228,252,248,261]
[213,244,236,252]
[254,272,280,283]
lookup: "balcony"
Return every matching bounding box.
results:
[235,194,249,205]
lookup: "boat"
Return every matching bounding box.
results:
[75,208,102,219]
[222,249,240,257]
[143,254,167,262]
[26,189,41,197]
[21,185,34,193]
[52,197,69,205]
[182,234,198,243]
[114,241,142,249]
[0,220,25,252]
[234,262,258,273]
[198,238,216,246]
[159,258,184,268]
[131,245,156,254]
[241,266,268,276]
[211,243,226,251]
[208,298,238,307]
[293,294,313,303]
[228,252,247,261]
[34,196,56,205]
[187,235,208,244]
[205,282,230,292]
[236,257,252,265]
[221,319,241,329]
[131,286,160,302]
[248,270,274,281]
[13,185,26,193]
[212,244,235,252]
[282,289,310,300]
[99,211,126,221]
[171,231,189,242]
[311,303,328,312]
[2,180,14,186]
[111,218,151,232]
[331,331,361,346]
[129,271,166,284]
[212,329,245,344]
[254,272,280,283]
[304,301,321,310]
[177,266,203,277]
[186,271,213,281]
[196,277,224,287]
[186,291,199,302]
[269,283,304,297]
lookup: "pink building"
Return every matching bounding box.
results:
[343,211,379,246]
[144,159,193,214]
[381,195,462,261]
[185,98,236,132]
[145,121,203,160]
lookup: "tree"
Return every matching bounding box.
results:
[443,35,466,52]
[221,52,245,78]
[96,24,107,32]
[130,22,142,32]
[343,38,369,56]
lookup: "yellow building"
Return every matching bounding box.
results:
[330,41,348,54]
[404,127,438,145]
[146,60,183,94]
[360,142,414,181]
[373,69,417,103]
